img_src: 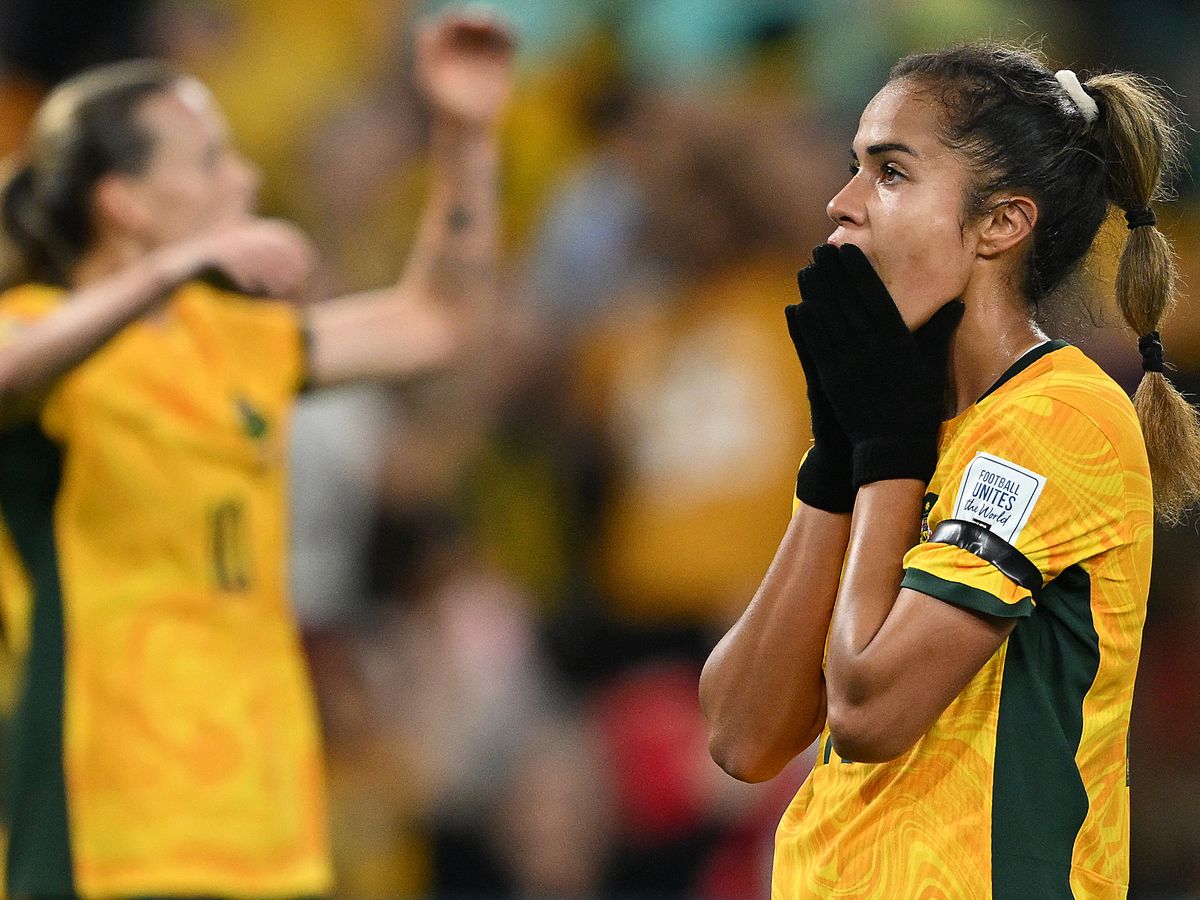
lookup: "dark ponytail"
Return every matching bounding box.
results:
[0,59,179,289]
[890,45,1199,522]
[0,163,59,287]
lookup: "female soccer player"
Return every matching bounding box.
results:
[700,45,1199,898]
[0,9,513,899]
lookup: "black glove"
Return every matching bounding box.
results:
[796,244,963,489]
[786,244,855,513]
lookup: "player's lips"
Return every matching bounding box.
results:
[827,229,863,251]
[826,231,874,265]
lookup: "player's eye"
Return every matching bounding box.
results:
[879,163,905,184]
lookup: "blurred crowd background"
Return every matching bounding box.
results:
[1,0,1198,897]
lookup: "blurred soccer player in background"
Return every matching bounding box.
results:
[0,7,513,898]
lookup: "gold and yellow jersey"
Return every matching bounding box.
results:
[0,282,331,898]
[773,340,1152,899]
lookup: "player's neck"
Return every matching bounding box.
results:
[70,236,153,289]
[946,284,1045,417]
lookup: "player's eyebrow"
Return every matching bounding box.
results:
[850,141,922,161]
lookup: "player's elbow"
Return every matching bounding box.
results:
[406,305,467,375]
[825,698,918,764]
[390,286,473,377]
[707,729,795,783]
[706,710,823,783]
[699,643,823,782]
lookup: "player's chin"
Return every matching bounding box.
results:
[883,285,928,329]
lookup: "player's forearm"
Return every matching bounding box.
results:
[399,119,500,315]
[823,479,924,715]
[0,246,198,421]
[301,124,502,387]
[700,503,851,783]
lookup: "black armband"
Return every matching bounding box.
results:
[928,519,1042,595]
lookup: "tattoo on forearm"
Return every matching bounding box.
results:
[415,142,498,303]
[448,205,472,232]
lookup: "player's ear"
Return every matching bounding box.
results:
[976,196,1037,259]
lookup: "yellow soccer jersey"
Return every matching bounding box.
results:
[774,340,1152,899]
[0,282,332,898]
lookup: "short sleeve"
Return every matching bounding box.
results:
[0,285,74,433]
[902,394,1132,618]
[0,285,64,347]
[185,284,309,399]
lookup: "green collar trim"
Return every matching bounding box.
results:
[977,339,1070,404]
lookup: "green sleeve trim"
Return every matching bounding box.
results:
[902,567,1032,619]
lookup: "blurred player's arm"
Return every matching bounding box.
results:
[0,218,312,427]
[303,9,514,388]
[700,504,851,783]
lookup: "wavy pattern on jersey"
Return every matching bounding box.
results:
[775,652,1005,898]
[774,345,1150,897]
[1070,439,1150,898]
[0,284,331,897]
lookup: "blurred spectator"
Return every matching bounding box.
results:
[565,92,838,633]
[0,0,155,154]
[592,662,735,896]
[286,75,428,629]
[0,0,154,86]
[311,525,565,897]
[484,714,615,899]
[150,0,396,216]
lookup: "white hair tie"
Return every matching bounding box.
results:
[1054,69,1098,123]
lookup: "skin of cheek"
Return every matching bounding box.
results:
[127,91,257,248]
[866,192,974,330]
[145,179,210,244]
[131,155,253,246]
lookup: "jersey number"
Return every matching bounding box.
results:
[210,499,252,592]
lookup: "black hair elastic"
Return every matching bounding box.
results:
[1125,207,1157,230]
[1139,330,1165,373]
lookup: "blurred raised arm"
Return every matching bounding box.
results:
[304,7,515,388]
[0,218,313,427]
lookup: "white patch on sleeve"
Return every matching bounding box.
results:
[951,451,1046,546]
